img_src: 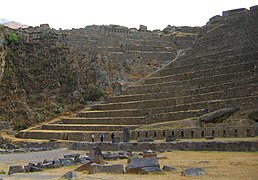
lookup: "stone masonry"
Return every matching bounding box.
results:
[15,6,258,141]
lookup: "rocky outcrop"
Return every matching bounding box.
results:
[199,107,240,123]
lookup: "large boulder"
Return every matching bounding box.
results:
[8,166,25,175]
[126,157,161,174]
[74,162,92,172]
[24,163,43,172]
[36,162,54,169]
[89,163,124,174]
[199,107,240,123]
[53,158,62,168]
[74,157,89,164]
[102,152,119,160]
[162,165,177,172]
[64,153,80,159]
[59,158,74,166]
[61,171,78,179]
[89,146,102,157]
[86,155,104,164]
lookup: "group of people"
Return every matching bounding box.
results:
[91,133,115,143]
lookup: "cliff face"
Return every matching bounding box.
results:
[0,24,201,129]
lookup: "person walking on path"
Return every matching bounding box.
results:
[91,134,95,142]
[100,133,104,142]
[111,133,115,143]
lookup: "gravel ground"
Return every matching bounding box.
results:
[0,148,86,179]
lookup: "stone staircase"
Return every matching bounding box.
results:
[17,6,258,141]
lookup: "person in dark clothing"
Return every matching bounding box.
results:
[99,133,104,142]
[111,133,115,143]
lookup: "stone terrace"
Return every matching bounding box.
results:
[17,6,258,141]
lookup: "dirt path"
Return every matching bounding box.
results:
[0,149,258,180]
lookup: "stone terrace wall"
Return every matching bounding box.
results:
[0,23,201,129]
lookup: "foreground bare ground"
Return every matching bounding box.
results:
[0,149,258,180]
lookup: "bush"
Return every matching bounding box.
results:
[83,88,104,102]
[52,104,64,114]
[13,122,28,131]
[6,32,20,44]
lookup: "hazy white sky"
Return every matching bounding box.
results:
[1,0,257,30]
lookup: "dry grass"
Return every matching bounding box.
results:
[77,151,258,180]
[2,150,257,180]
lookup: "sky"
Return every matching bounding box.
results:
[0,0,258,30]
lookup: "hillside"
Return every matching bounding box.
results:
[17,5,258,141]
[0,23,200,130]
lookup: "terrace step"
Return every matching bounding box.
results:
[108,77,257,103]
[41,124,140,131]
[166,46,258,69]
[79,95,258,119]
[154,52,258,77]
[124,70,257,95]
[93,84,258,110]
[144,60,257,85]
[60,116,147,125]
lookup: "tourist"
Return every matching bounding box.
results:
[111,133,115,143]
[91,134,95,142]
[99,133,104,142]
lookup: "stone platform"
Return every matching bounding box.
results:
[16,138,258,152]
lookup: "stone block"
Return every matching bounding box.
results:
[162,165,176,172]
[139,25,148,32]
[64,153,80,159]
[8,166,25,175]
[30,166,43,172]
[102,152,119,160]
[141,166,163,174]
[74,162,92,172]
[37,162,54,169]
[181,167,205,176]
[89,163,124,174]
[126,157,160,174]
[61,171,78,179]
[166,135,176,142]
[89,146,102,157]
[74,157,89,164]
[59,158,74,166]
[53,158,62,168]
[123,127,130,142]
[199,107,240,123]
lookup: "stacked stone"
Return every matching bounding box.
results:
[17,6,258,141]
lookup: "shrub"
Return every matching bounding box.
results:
[84,88,104,102]
[52,104,64,114]
[6,32,20,44]
[13,122,28,131]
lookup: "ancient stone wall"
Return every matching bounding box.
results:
[0,23,200,129]
[0,25,6,84]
